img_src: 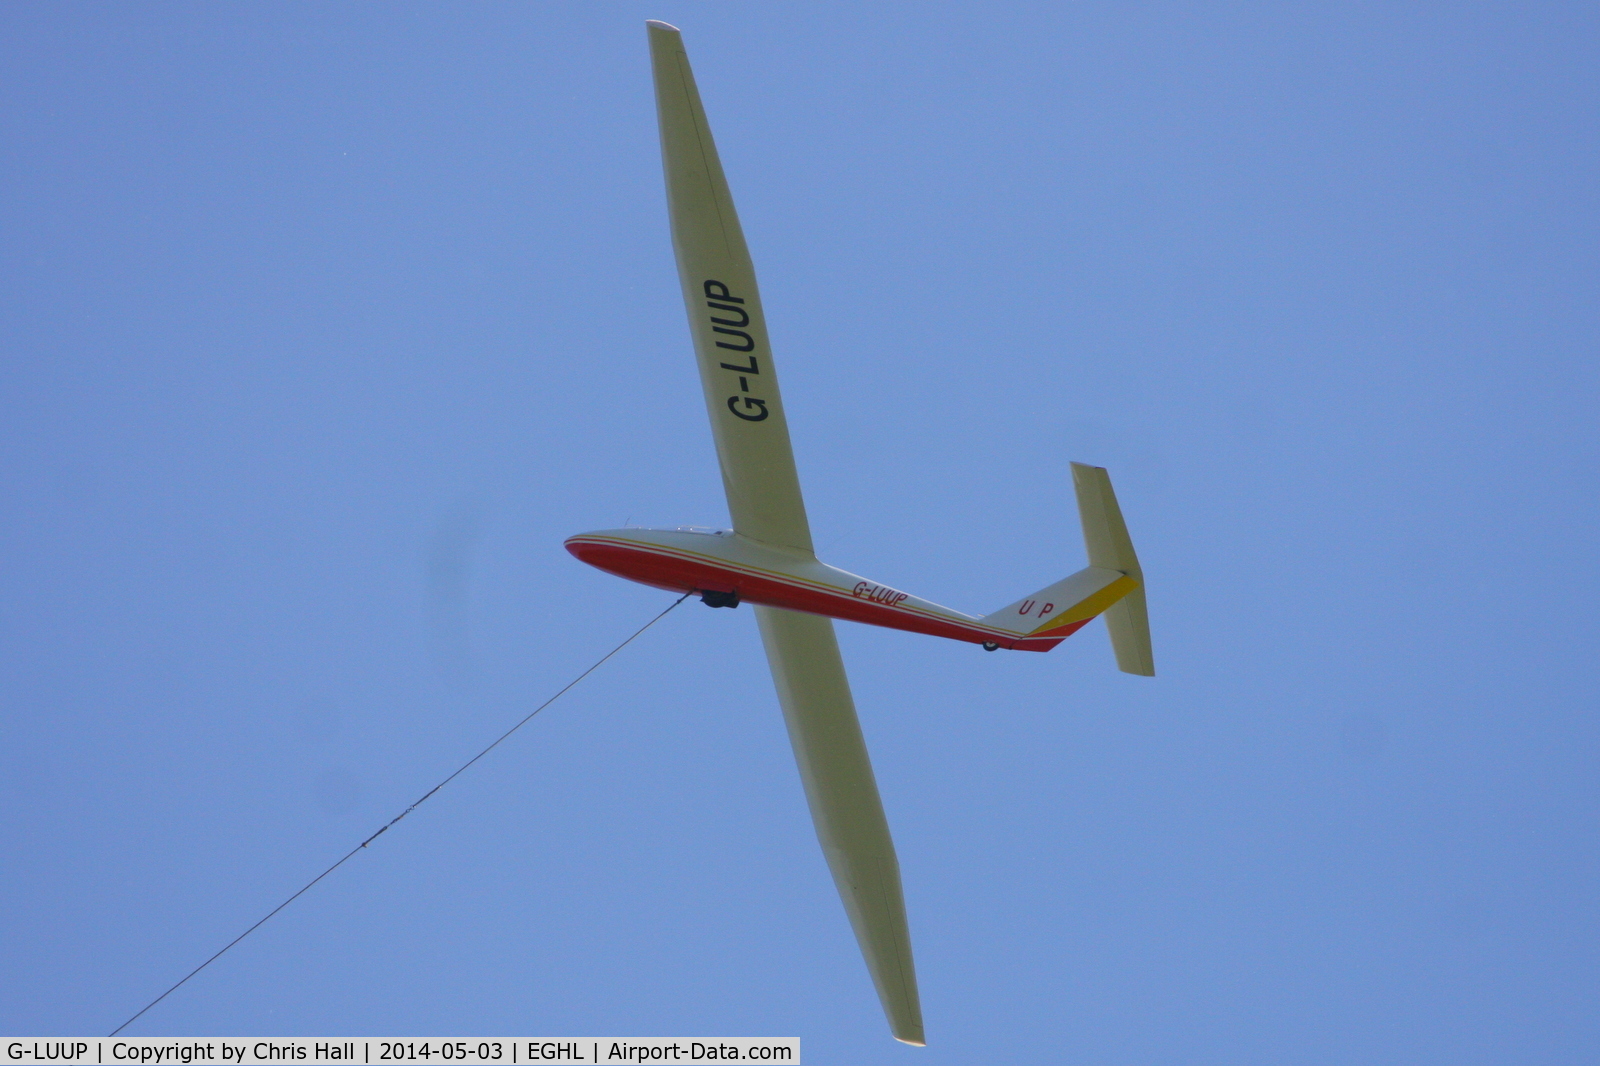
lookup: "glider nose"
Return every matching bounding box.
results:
[564,532,640,583]
[563,530,702,595]
[563,533,598,563]
[565,532,638,577]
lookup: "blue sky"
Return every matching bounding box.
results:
[2,2,1596,1061]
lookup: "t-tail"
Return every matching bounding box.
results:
[979,463,1155,673]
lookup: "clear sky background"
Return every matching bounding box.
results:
[2,2,1596,1061]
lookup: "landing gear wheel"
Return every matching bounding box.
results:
[982,642,999,651]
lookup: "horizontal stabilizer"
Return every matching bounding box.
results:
[1071,462,1154,676]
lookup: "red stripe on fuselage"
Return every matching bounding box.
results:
[564,535,1077,651]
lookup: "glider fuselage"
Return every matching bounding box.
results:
[565,528,1086,651]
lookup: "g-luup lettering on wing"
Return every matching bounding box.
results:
[707,301,750,327]
[713,326,754,351]
[728,395,769,421]
[703,279,758,352]
[704,279,745,303]
[704,279,767,420]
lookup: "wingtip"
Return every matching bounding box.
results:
[645,19,680,32]
[892,1018,926,1048]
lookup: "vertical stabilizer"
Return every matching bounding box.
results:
[1071,463,1155,676]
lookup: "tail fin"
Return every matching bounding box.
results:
[1072,462,1154,676]
[977,464,1154,671]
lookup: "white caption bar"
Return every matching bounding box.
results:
[5,1042,798,1066]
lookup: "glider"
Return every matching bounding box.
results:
[566,21,1154,1046]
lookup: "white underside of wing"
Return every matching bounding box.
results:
[648,22,813,554]
[754,605,925,1046]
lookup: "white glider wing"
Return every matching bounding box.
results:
[647,21,925,1045]
[754,606,925,1045]
[648,20,811,555]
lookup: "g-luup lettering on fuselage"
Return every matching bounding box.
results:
[853,581,909,609]
[705,279,768,422]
